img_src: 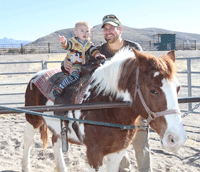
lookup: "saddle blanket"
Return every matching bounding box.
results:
[31,68,91,103]
[31,68,66,102]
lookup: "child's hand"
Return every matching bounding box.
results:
[59,35,66,44]
[64,60,72,73]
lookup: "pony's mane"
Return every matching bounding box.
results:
[91,48,176,98]
[91,47,135,97]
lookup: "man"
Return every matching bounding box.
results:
[97,14,142,58]
[97,14,152,172]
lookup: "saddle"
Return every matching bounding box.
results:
[54,74,91,112]
[54,74,92,152]
[54,56,103,106]
[54,58,102,152]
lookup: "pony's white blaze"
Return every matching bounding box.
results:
[161,77,186,152]
[162,77,180,109]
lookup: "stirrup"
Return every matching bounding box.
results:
[61,120,69,152]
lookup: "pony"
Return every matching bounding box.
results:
[22,48,186,172]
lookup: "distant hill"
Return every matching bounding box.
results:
[0,37,31,48]
[27,25,200,52]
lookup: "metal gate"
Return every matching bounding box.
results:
[0,57,200,113]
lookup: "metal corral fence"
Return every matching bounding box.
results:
[0,41,200,55]
[0,43,64,55]
[0,60,60,105]
[0,57,200,114]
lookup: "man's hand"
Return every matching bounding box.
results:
[95,53,106,59]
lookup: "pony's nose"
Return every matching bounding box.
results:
[166,133,177,146]
[161,129,186,152]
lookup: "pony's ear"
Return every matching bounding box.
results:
[132,48,148,69]
[167,50,175,62]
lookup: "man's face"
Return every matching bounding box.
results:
[103,24,121,43]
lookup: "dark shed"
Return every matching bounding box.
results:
[153,34,176,50]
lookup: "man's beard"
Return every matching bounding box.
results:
[104,34,119,43]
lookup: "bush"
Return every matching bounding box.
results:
[8,48,20,54]
[28,48,36,54]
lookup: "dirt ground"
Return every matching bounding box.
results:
[0,51,200,172]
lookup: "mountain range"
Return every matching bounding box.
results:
[0,37,31,48]
[29,25,200,51]
[2,25,200,50]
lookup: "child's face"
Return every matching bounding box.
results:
[74,25,90,42]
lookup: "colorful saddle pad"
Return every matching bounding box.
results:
[31,68,67,101]
[31,68,92,103]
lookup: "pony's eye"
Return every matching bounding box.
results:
[150,89,158,95]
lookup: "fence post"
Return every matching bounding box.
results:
[42,60,47,70]
[21,43,23,54]
[187,58,192,111]
[149,41,151,50]
[48,43,50,53]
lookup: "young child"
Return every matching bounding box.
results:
[53,21,105,98]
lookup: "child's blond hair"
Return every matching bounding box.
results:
[75,21,92,30]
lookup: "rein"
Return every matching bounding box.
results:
[134,67,180,124]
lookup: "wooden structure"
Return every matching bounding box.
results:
[153,34,176,50]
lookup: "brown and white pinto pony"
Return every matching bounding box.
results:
[22,48,186,172]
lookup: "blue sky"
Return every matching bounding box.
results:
[0,0,199,41]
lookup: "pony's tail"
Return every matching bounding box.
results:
[39,123,49,154]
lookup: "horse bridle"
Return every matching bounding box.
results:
[134,67,180,124]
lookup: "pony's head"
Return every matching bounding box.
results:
[92,47,186,152]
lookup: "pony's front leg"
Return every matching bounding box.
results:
[106,149,127,172]
[43,103,68,172]
[52,134,68,172]
[22,122,37,172]
[86,148,104,172]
